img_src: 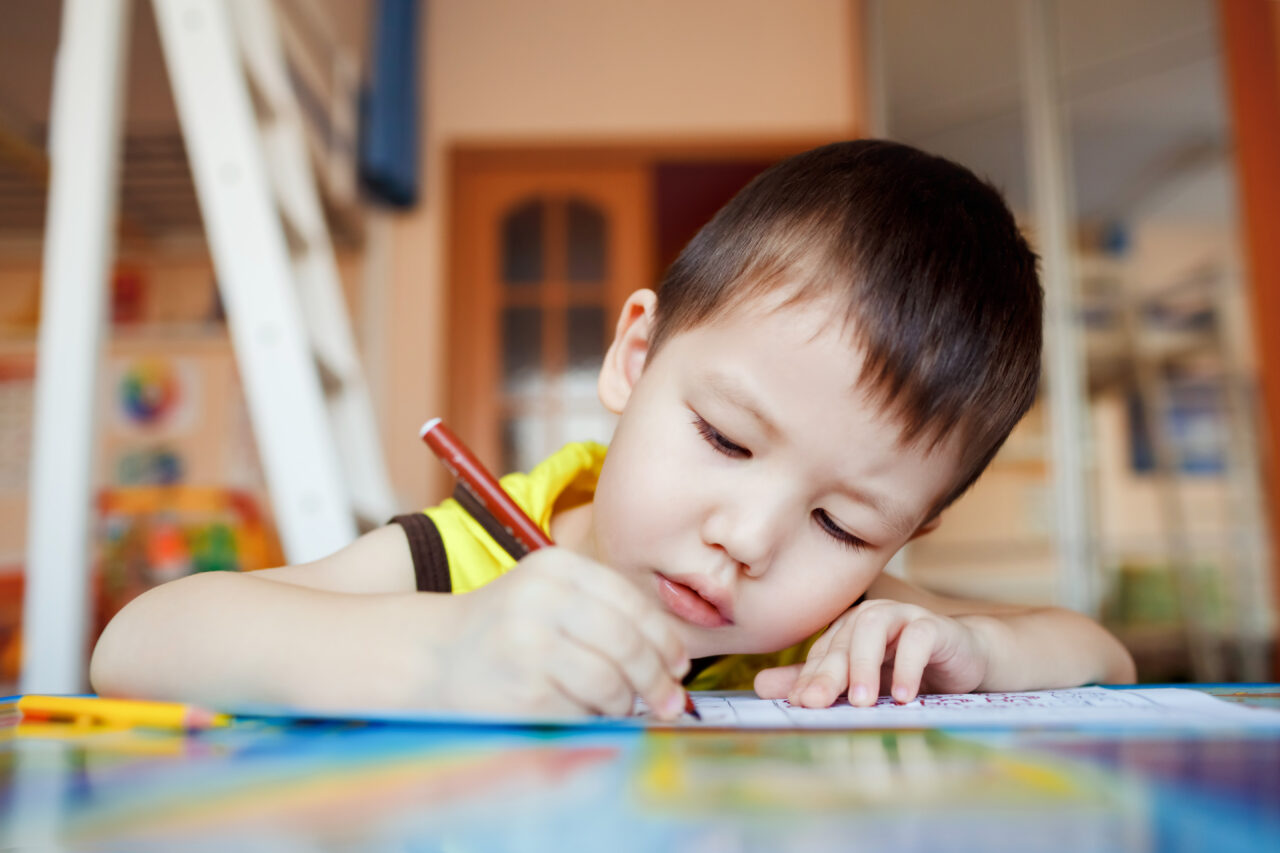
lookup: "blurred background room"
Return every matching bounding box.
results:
[0,0,1277,694]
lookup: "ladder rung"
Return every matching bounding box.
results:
[229,0,293,120]
[304,122,356,211]
[309,327,359,387]
[239,54,281,125]
[313,348,345,394]
[274,5,336,121]
[261,123,321,249]
[296,273,360,384]
[278,202,308,256]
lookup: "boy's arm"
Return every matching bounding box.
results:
[245,523,421,593]
[90,527,691,718]
[89,525,445,707]
[755,572,1135,707]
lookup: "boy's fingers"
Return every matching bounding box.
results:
[546,637,636,717]
[637,609,692,681]
[548,555,689,677]
[792,630,856,708]
[843,610,899,706]
[556,601,685,719]
[887,619,938,704]
[785,627,840,702]
[753,664,804,699]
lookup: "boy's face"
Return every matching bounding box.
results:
[582,288,961,659]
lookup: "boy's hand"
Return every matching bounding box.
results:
[440,548,692,720]
[753,599,989,707]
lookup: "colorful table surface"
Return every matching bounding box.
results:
[2,686,1278,852]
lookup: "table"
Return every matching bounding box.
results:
[3,686,1278,851]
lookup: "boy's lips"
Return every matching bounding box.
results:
[655,574,734,628]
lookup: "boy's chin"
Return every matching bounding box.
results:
[673,625,729,661]
[679,629,770,661]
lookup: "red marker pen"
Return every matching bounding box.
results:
[420,417,552,557]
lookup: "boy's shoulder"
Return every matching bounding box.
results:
[420,441,607,594]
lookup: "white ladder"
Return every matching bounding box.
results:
[23,0,395,694]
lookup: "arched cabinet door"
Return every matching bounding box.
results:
[451,156,650,473]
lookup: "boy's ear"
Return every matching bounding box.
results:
[908,514,943,542]
[598,289,658,414]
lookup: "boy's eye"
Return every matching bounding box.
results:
[692,413,867,552]
[813,509,869,552]
[693,415,750,458]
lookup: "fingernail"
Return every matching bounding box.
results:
[892,686,909,703]
[850,685,869,705]
[662,691,684,718]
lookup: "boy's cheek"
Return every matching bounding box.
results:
[748,562,881,641]
[597,446,694,541]
[590,476,670,570]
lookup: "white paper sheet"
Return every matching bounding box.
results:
[227,686,1280,731]
[653,687,1280,730]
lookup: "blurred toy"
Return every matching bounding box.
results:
[111,266,147,325]
[94,486,284,636]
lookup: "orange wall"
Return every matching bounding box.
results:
[378,0,866,509]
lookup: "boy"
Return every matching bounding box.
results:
[90,140,1135,721]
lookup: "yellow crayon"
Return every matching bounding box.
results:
[17,695,230,730]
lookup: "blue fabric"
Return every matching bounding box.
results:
[359,0,421,207]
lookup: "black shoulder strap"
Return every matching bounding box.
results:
[390,513,452,593]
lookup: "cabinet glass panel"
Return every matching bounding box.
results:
[502,199,545,286]
[566,199,606,284]
[501,306,544,394]
[566,305,605,398]
[502,415,549,474]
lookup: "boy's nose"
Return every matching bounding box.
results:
[701,496,787,576]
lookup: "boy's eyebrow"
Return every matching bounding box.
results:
[842,485,916,541]
[703,371,917,540]
[703,371,782,440]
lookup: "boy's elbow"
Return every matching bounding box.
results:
[1106,643,1138,685]
[88,614,124,696]
[89,594,149,697]
[1057,607,1137,686]
[88,576,195,697]
[1093,622,1137,685]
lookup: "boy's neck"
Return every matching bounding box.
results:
[550,501,597,560]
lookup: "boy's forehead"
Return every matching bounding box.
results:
[670,291,963,477]
[709,283,967,459]
[675,285,895,415]
[679,279,859,347]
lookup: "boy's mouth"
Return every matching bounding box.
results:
[654,574,734,628]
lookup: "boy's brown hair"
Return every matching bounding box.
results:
[649,139,1043,517]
